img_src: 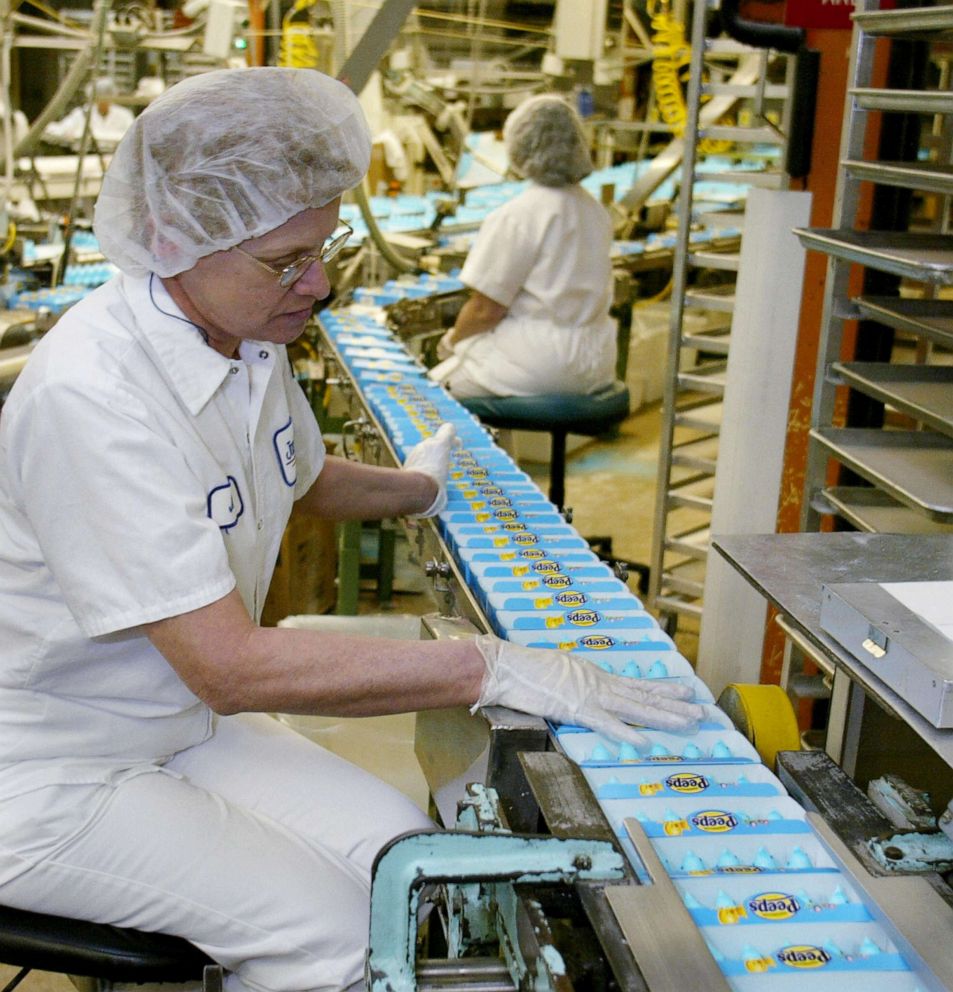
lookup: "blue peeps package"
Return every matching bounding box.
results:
[556,728,761,766]
[469,557,609,582]
[445,489,552,508]
[485,576,645,614]
[511,630,678,651]
[442,509,564,525]
[562,650,695,681]
[551,699,729,738]
[599,796,811,840]
[582,763,787,801]
[354,369,425,385]
[702,921,908,976]
[486,573,626,595]
[453,532,590,551]
[447,472,536,491]
[673,871,871,927]
[335,332,399,346]
[447,522,580,538]
[349,357,421,373]
[342,345,407,359]
[494,607,658,632]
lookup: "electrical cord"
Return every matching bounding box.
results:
[0,221,17,255]
[278,0,319,68]
[649,0,731,156]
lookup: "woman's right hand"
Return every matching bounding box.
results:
[436,329,456,361]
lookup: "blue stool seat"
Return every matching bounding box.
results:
[0,903,216,991]
[461,381,630,508]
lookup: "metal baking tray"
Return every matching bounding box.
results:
[853,4,953,36]
[851,87,953,115]
[823,486,953,535]
[795,229,953,285]
[843,159,953,196]
[811,427,953,521]
[832,362,953,435]
[854,295,953,350]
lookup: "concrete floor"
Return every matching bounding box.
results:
[1,399,699,992]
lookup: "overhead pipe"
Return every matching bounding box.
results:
[336,0,423,275]
[717,0,817,180]
[718,0,804,54]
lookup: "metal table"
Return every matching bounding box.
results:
[712,532,953,785]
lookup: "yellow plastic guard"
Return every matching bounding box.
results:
[716,683,801,770]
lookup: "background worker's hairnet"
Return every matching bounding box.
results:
[502,94,592,188]
[91,76,118,99]
[94,67,371,277]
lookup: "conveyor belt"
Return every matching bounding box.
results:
[317,291,949,990]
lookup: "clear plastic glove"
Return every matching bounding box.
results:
[436,329,456,361]
[473,634,705,749]
[402,422,457,517]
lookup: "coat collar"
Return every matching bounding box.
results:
[121,272,245,416]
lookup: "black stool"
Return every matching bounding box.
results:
[0,904,219,992]
[460,381,631,511]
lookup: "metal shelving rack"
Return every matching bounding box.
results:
[648,0,796,631]
[796,2,953,538]
[788,1,953,735]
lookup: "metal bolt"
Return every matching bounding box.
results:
[424,559,451,579]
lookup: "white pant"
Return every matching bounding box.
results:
[428,315,617,400]
[0,713,434,992]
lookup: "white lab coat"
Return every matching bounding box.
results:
[430,183,617,399]
[44,102,135,148]
[0,273,432,991]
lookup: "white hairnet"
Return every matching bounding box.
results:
[92,77,118,99]
[503,94,592,187]
[94,67,371,277]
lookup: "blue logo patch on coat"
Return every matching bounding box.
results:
[273,418,296,486]
[207,477,244,531]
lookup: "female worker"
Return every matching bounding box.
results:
[0,69,702,992]
[429,94,617,399]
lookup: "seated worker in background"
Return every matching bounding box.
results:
[429,94,617,399]
[0,67,702,992]
[43,76,135,149]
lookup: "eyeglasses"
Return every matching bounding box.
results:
[234,220,354,289]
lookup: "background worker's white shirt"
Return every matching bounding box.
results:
[462,183,614,326]
[0,106,28,149]
[434,183,616,397]
[0,273,324,798]
[44,103,135,147]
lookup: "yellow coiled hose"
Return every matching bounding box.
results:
[650,3,731,154]
[0,221,16,256]
[278,0,319,68]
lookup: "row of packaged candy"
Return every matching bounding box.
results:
[317,305,926,990]
[337,154,766,249]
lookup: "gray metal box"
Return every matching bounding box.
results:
[819,581,953,728]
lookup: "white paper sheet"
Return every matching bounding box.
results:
[881,580,953,642]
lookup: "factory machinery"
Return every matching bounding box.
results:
[0,148,754,410]
[7,6,952,985]
[308,282,953,992]
[0,0,778,407]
